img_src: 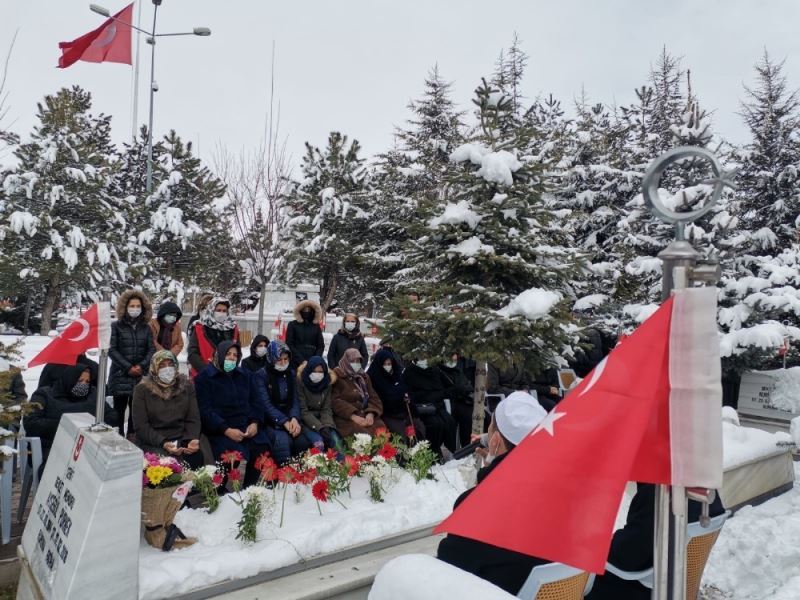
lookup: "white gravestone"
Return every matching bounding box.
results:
[17,413,142,600]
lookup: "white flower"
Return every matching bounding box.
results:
[352,433,373,455]
[408,440,430,458]
[303,452,326,470]
[195,465,217,478]
[245,486,267,503]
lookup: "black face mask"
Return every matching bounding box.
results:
[302,311,313,322]
[71,382,90,397]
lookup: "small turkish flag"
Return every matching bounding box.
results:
[435,287,722,573]
[29,303,112,368]
[58,3,134,69]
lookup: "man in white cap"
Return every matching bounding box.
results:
[437,391,549,595]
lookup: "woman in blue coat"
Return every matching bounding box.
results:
[261,341,323,464]
[195,340,271,486]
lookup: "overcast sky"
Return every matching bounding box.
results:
[2,0,800,168]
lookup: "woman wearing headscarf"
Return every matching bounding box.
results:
[132,350,203,469]
[331,348,385,437]
[403,357,459,459]
[25,365,120,470]
[186,293,214,334]
[366,348,424,441]
[149,301,184,356]
[187,297,240,379]
[261,341,323,464]
[195,341,270,487]
[298,356,343,451]
[241,335,270,372]
[108,289,156,437]
[327,313,368,370]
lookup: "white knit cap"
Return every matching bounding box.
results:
[494,391,548,445]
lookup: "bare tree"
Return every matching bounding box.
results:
[0,30,18,158]
[214,46,290,334]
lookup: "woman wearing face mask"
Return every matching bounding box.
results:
[241,335,270,372]
[331,348,386,437]
[285,300,325,369]
[327,313,368,370]
[298,356,344,452]
[108,290,156,438]
[132,351,203,469]
[149,301,184,356]
[402,357,459,459]
[437,353,475,448]
[187,297,240,379]
[25,366,120,470]
[261,341,323,464]
[366,349,425,441]
[196,341,271,487]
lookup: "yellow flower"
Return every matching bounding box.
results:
[146,465,173,486]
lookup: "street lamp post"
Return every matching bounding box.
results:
[90,1,211,192]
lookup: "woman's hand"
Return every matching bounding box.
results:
[365,413,375,427]
[162,440,181,455]
[351,415,367,427]
[225,428,245,442]
[185,439,200,454]
[245,423,258,438]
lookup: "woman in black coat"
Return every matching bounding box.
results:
[24,365,119,467]
[285,300,325,369]
[241,334,270,372]
[327,313,368,369]
[108,290,156,437]
[437,353,474,447]
[402,359,458,458]
[366,349,424,441]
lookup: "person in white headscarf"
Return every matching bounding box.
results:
[187,296,240,379]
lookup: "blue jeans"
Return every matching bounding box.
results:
[269,426,323,464]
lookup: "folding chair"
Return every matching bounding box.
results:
[17,436,43,523]
[516,562,594,600]
[0,437,15,544]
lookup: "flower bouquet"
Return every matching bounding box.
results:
[141,453,196,551]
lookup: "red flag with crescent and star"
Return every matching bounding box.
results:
[28,303,112,367]
[434,286,723,573]
[57,3,134,69]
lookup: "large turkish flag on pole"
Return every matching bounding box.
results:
[28,303,112,368]
[58,3,134,69]
[435,287,722,573]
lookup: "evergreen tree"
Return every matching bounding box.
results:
[492,33,528,119]
[280,131,372,312]
[385,79,578,432]
[2,87,121,333]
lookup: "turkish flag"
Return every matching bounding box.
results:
[58,3,134,69]
[435,287,722,573]
[29,303,112,368]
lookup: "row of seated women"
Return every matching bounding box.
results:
[23,336,474,483]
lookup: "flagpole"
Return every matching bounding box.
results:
[145,0,159,193]
[93,296,112,430]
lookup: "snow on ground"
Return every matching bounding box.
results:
[703,461,800,600]
[139,460,469,599]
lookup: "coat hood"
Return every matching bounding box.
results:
[57,364,93,398]
[116,289,153,322]
[156,301,183,321]
[249,334,270,356]
[212,340,241,371]
[293,300,323,324]
[367,349,402,381]
[297,358,338,386]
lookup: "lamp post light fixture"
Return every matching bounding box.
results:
[88,2,211,192]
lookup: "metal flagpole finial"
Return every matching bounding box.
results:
[642,146,733,241]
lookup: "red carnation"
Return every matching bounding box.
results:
[278,466,298,484]
[405,425,416,438]
[312,479,330,502]
[325,448,338,461]
[298,468,317,485]
[254,452,274,472]
[378,442,397,460]
[344,455,360,477]
[309,447,321,456]
[356,454,371,464]
[212,472,224,486]
[228,468,242,482]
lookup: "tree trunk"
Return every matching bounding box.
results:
[40,275,60,335]
[320,270,338,315]
[256,279,266,335]
[471,360,488,435]
[23,292,32,334]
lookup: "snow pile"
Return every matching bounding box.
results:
[429,200,482,230]
[477,150,522,187]
[722,419,791,470]
[761,367,800,413]
[573,294,608,312]
[719,322,794,358]
[369,554,516,600]
[704,463,800,599]
[622,303,659,324]
[449,142,489,165]
[498,288,562,320]
[138,460,468,599]
[447,236,495,257]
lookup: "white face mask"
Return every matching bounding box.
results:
[158,366,176,384]
[416,360,428,370]
[255,346,268,357]
[444,360,457,369]
[309,372,325,383]
[344,322,356,332]
[274,362,289,372]
[127,307,142,319]
[350,362,362,373]
[163,314,177,324]
[383,364,393,374]
[214,311,228,323]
